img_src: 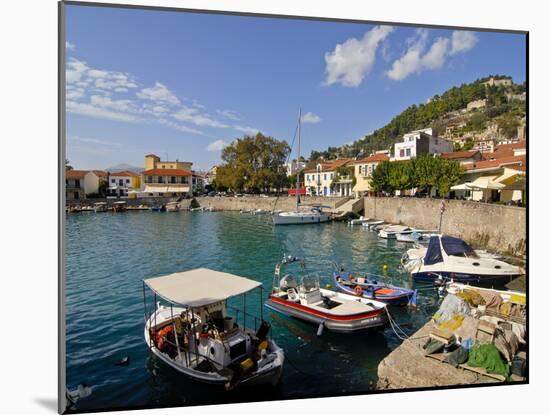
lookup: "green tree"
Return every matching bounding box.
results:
[436,159,465,196]
[413,155,441,197]
[215,133,290,192]
[369,160,393,194]
[388,160,413,192]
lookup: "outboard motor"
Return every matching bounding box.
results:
[256,321,271,341]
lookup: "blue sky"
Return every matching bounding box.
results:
[65,5,526,171]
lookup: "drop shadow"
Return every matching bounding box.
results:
[34,398,58,413]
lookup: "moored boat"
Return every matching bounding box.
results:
[265,257,388,333]
[166,201,180,212]
[143,268,284,389]
[112,201,127,212]
[93,202,108,212]
[333,268,417,306]
[378,225,412,239]
[405,235,524,286]
[349,216,370,226]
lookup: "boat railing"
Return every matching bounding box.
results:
[226,305,264,334]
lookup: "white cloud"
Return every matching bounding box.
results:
[66,100,138,123]
[233,125,260,135]
[207,139,229,152]
[301,112,321,124]
[386,29,477,81]
[323,25,394,87]
[65,41,75,51]
[157,118,203,135]
[70,135,121,147]
[450,31,478,55]
[217,109,240,120]
[173,107,228,128]
[137,82,180,105]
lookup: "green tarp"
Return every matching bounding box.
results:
[467,343,510,378]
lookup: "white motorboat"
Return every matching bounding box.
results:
[361,220,384,230]
[166,201,180,212]
[93,202,108,213]
[264,257,388,333]
[395,229,439,243]
[253,209,269,215]
[378,225,412,239]
[143,268,284,389]
[403,235,524,286]
[349,216,370,226]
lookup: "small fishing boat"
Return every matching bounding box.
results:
[253,209,268,215]
[404,235,524,286]
[361,220,384,230]
[166,201,180,212]
[143,268,284,389]
[333,267,417,306]
[151,205,167,212]
[189,207,203,212]
[349,216,370,226]
[240,209,252,214]
[264,257,388,333]
[112,201,127,212]
[80,205,94,212]
[93,202,108,213]
[378,225,412,239]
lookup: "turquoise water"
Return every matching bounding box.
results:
[65,211,440,412]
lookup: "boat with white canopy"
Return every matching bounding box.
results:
[143,268,284,389]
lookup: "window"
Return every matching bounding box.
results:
[147,176,153,183]
[126,179,130,184]
[171,176,176,184]
[158,176,164,183]
[75,179,80,187]
[324,174,327,180]
[119,179,123,186]
[400,149,405,157]
[111,178,115,184]
[330,173,333,180]
[406,148,411,157]
[358,166,362,175]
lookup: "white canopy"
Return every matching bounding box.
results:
[466,175,505,190]
[144,268,262,307]
[450,183,471,191]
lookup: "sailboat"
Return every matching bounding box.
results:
[272,109,330,225]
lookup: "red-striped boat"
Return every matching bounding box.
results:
[264,257,388,334]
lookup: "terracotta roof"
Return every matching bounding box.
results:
[487,141,527,160]
[66,169,89,178]
[143,168,192,176]
[349,154,390,164]
[92,170,108,178]
[464,155,526,171]
[303,158,351,173]
[440,150,480,160]
[110,170,140,177]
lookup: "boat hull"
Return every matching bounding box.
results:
[332,274,413,306]
[412,270,518,286]
[272,213,330,225]
[265,297,388,333]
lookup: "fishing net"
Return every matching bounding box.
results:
[457,289,485,307]
[467,343,510,378]
[433,294,470,323]
[436,314,465,332]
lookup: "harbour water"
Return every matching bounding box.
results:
[65,211,441,411]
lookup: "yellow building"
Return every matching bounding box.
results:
[142,154,193,197]
[350,153,390,198]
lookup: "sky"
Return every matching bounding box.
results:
[65,4,526,171]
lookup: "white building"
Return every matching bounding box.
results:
[393,128,453,161]
[303,159,351,196]
[285,160,307,176]
[108,171,141,198]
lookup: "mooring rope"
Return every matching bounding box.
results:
[386,308,410,341]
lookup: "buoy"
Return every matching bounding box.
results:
[383,264,389,273]
[317,322,325,336]
[325,283,332,289]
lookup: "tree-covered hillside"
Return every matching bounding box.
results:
[310,75,526,160]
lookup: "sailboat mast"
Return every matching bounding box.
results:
[296,108,301,211]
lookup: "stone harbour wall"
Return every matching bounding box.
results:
[363,197,526,257]
[195,196,346,212]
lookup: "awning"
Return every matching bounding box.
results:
[496,169,526,190]
[143,185,168,193]
[166,186,190,193]
[144,268,262,307]
[466,175,505,190]
[450,183,471,191]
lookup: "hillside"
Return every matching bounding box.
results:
[310,75,526,160]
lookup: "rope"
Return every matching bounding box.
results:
[385,308,410,341]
